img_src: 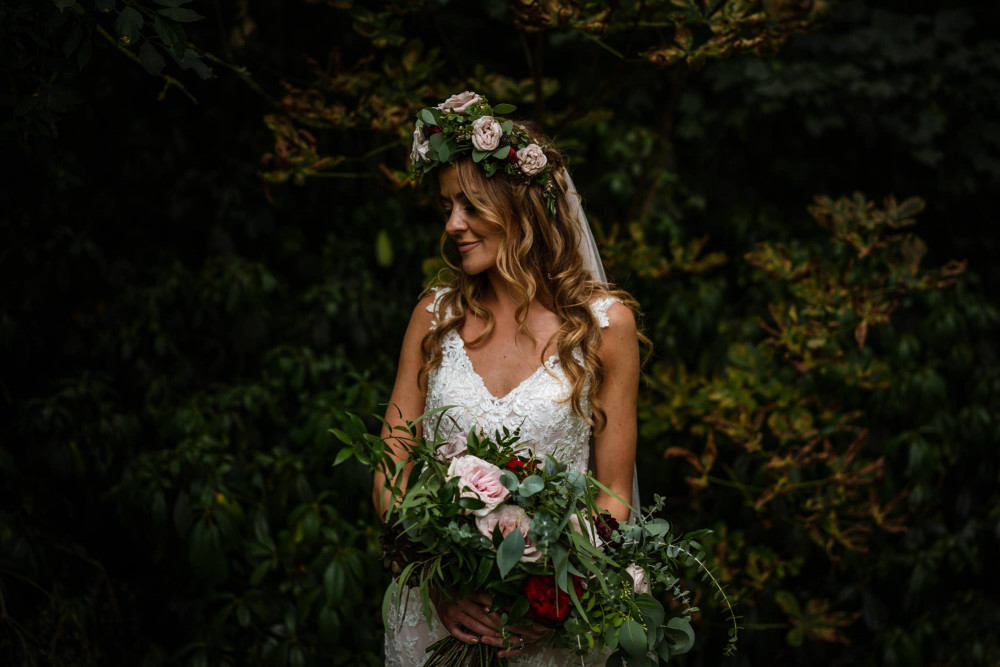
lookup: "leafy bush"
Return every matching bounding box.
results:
[2,1,998,665]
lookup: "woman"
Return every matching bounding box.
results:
[375,92,644,666]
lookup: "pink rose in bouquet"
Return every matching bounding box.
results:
[446,455,509,516]
[435,429,469,461]
[475,504,542,562]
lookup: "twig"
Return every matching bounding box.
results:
[93,24,197,104]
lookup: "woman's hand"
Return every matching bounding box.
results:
[432,589,552,656]
[432,590,505,649]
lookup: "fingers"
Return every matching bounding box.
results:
[452,609,502,641]
[457,598,503,632]
[444,621,481,645]
[497,633,527,659]
[467,591,493,608]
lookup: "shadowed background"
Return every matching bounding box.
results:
[2,0,998,665]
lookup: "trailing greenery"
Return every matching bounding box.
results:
[1,0,998,666]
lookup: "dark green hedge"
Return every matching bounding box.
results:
[2,1,998,665]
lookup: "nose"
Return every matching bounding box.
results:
[444,208,467,235]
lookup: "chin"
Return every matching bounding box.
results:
[461,261,489,276]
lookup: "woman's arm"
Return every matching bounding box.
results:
[592,302,640,522]
[372,293,436,518]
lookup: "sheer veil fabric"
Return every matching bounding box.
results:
[561,169,642,523]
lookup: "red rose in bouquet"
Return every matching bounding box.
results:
[524,573,584,623]
[503,456,539,480]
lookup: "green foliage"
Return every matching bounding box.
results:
[2,0,999,666]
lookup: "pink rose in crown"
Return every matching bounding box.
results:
[446,455,510,516]
[437,91,483,113]
[471,116,503,151]
[516,143,547,176]
[435,429,469,461]
[476,505,543,562]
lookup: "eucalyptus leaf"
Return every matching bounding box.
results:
[518,474,544,497]
[438,143,451,162]
[501,119,513,134]
[664,617,695,654]
[496,528,525,578]
[420,109,437,126]
[618,618,648,657]
[636,594,665,630]
[493,103,516,114]
[492,145,511,159]
[499,470,519,492]
[472,148,488,163]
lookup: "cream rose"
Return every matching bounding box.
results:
[437,90,483,113]
[410,126,430,164]
[435,429,469,461]
[625,563,650,594]
[446,455,510,517]
[475,505,543,562]
[471,116,503,151]
[515,143,547,176]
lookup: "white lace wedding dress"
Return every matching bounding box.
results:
[384,287,620,666]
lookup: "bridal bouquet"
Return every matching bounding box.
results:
[333,408,738,666]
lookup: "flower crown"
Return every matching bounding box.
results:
[409,91,557,214]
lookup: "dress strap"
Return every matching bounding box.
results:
[589,296,620,328]
[426,286,454,330]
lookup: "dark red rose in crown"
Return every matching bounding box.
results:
[506,146,518,163]
[524,574,584,623]
[430,126,443,134]
[503,456,538,480]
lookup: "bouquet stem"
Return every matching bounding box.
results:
[424,636,508,667]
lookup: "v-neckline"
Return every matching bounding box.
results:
[450,330,560,402]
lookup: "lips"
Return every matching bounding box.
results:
[456,241,480,253]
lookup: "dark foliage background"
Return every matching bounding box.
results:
[2,0,998,665]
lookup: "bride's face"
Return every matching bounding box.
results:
[439,166,503,276]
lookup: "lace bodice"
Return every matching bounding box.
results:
[384,287,619,666]
[423,287,618,473]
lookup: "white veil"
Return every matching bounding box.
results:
[562,169,642,524]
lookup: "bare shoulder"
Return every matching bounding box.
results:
[413,291,437,323]
[594,299,638,366]
[603,301,637,334]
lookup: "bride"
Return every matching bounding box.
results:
[375,92,644,666]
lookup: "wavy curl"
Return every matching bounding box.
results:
[416,122,649,434]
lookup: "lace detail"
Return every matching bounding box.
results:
[385,288,619,666]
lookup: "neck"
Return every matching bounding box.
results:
[481,267,553,314]
[484,267,519,312]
